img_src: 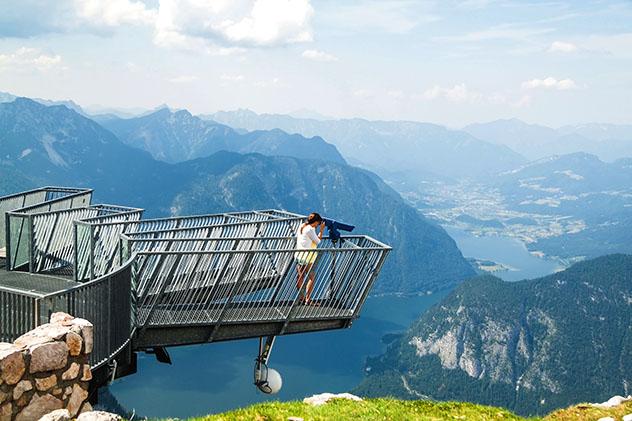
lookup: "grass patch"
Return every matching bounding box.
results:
[544,399,632,421]
[188,398,526,421]
[154,397,632,421]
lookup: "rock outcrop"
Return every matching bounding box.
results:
[0,313,93,421]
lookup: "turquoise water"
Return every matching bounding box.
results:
[109,293,446,418]
[445,226,564,282]
[109,228,562,418]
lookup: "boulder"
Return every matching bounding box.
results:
[38,408,71,421]
[36,374,58,392]
[65,332,83,356]
[62,362,81,381]
[12,380,33,400]
[29,342,69,373]
[303,392,363,406]
[593,395,632,408]
[50,313,74,325]
[76,411,123,421]
[71,319,93,354]
[81,364,92,381]
[0,402,11,421]
[67,384,88,417]
[15,394,63,421]
[0,346,26,385]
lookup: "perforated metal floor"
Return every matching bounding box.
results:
[0,269,79,296]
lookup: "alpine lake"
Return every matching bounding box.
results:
[109,226,564,418]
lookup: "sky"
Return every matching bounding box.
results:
[0,0,631,127]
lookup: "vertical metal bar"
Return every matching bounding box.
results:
[208,249,256,341]
[352,249,389,318]
[5,213,11,271]
[90,225,96,280]
[28,214,34,273]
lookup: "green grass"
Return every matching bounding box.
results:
[171,397,632,421]
[185,398,527,421]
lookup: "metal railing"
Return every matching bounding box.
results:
[127,235,390,331]
[0,187,90,250]
[74,207,144,281]
[36,260,134,368]
[3,187,92,271]
[5,203,138,274]
[0,287,40,342]
[78,212,302,282]
[1,187,392,373]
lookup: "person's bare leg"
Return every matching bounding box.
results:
[296,265,306,301]
[305,269,315,303]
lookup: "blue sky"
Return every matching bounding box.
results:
[0,0,631,127]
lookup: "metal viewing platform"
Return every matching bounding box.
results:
[0,187,390,391]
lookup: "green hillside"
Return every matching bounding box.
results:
[163,397,632,421]
[356,254,632,415]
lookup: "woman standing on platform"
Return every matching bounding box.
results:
[295,212,325,305]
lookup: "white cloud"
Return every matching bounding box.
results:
[154,0,314,51]
[302,49,338,62]
[422,83,482,103]
[168,75,198,83]
[548,41,578,53]
[0,47,62,71]
[353,89,374,99]
[73,0,156,27]
[387,90,405,100]
[522,77,577,90]
[220,74,245,82]
[321,1,439,34]
[437,24,554,43]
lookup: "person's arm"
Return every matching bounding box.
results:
[319,221,325,239]
[307,226,321,245]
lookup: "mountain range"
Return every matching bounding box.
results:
[99,108,345,165]
[207,109,527,182]
[0,97,475,294]
[464,119,632,162]
[356,254,632,415]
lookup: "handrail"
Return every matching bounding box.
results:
[37,258,135,368]
[1,186,392,375]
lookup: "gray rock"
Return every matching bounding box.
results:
[35,374,58,391]
[1,402,12,421]
[76,411,123,421]
[0,347,26,385]
[67,384,88,417]
[29,342,68,373]
[66,332,83,356]
[15,394,63,421]
[38,408,71,421]
[13,379,33,400]
[62,362,81,381]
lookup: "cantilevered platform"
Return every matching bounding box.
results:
[0,187,391,387]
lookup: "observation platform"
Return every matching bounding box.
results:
[0,187,390,386]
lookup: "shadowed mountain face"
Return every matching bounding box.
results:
[206,109,526,182]
[0,98,475,294]
[464,119,632,162]
[356,254,632,415]
[100,108,346,165]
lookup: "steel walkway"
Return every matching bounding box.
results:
[0,187,391,385]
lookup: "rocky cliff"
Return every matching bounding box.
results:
[356,254,632,415]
